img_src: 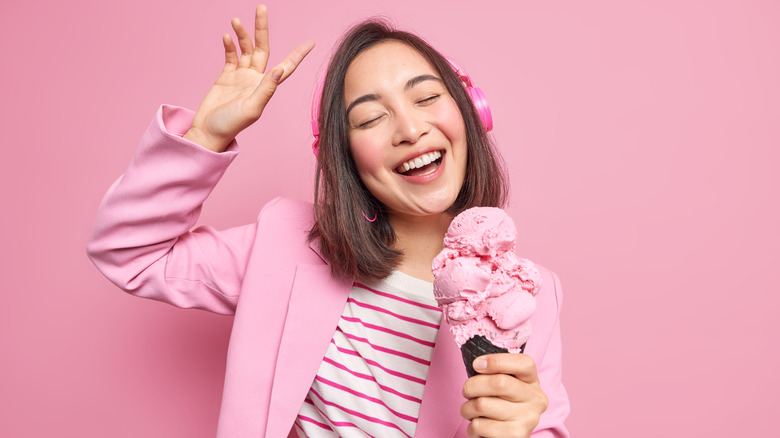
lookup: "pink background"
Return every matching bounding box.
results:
[1,0,778,436]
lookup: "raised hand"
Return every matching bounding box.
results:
[460,353,549,438]
[184,5,315,152]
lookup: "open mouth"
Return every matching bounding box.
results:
[395,151,443,177]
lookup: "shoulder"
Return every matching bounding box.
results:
[533,263,563,317]
[257,197,315,225]
[255,197,316,233]
[525,262,565,360]
[252,197,325,265]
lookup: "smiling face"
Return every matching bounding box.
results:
[344,40,468,221]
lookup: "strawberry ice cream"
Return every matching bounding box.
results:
[431,207,541,375]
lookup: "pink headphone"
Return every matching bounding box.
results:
[310,57,493,157]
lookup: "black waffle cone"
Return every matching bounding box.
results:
[460,335,526,377]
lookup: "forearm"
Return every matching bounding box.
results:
[86,105,247,313]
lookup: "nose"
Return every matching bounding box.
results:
[391,106,428,146]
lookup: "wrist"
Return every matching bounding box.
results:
[183,126,232,153]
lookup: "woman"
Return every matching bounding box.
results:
[87,5,569,437]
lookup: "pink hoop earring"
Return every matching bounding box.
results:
[361,210,377,223]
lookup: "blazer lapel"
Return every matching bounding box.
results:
[414,319,468,437]
[264,263,351,437]
[264,235,467,437]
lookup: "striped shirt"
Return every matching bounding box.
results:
[294,271,442,437]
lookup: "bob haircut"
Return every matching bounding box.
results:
[308,18,509,282]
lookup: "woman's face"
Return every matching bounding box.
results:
[344,41,468,220]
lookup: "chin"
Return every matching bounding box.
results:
[414,196,460,217]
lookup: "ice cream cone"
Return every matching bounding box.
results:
[460,335,526,377]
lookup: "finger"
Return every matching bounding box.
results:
[272,39,315,83]
[462,373,527,403]
[222,33,238,71]
[467,417,534,438]
[467,417,502,438]
[231,18,254,67]
[473,353,539,383]
[460,396,517,421]
[251,4,270,70]
[244,40,314,115]
[242,66,283,119]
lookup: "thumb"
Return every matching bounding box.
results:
[247,66,284,114]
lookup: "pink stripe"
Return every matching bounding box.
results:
[303,399,378,438]
[339,327,431,365]
[341,315,435,347]
[354,282,442,312]
[315,375,418,422]
[330,340,425,384]
[322,357,422,403]
[309,387,413,438]
[293,422,309,438]
[347,297,440,329]
[296,414,332,432]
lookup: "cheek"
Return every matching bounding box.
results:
[436,98,468,146]
[349,133,385,178]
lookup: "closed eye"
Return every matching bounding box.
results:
[417,95,440,105]
[358,116,382,128]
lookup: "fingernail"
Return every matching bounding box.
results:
[271,68,283,82]
[473,359,487,370]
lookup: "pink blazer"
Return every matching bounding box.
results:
[87,105,570,437]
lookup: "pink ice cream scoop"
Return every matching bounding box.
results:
[432,207,541,376]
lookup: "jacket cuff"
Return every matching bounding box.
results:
[157,104,239,154]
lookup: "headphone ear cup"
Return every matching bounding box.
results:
[467,85,493,132]
[447,58,493,133]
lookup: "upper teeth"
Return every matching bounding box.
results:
[397,151,442,173]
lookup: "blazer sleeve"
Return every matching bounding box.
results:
[86,105,255,315]
[532,271,570,437]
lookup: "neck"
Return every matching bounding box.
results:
[389,212,453,283]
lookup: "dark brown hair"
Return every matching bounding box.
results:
[308,18,509,282]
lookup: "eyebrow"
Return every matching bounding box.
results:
[345,74,443,117]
